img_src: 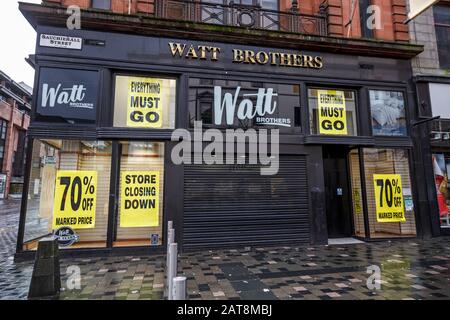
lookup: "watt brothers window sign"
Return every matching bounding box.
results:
[189,78,301,132]
[36,68,99,123]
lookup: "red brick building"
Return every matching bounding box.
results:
[0,70,31,199]
[42,0,410,41]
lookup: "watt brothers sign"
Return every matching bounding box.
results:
[168,42,324,69]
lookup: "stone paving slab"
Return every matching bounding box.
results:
[1,199,450,300]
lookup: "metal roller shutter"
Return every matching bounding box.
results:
[183,156,310,250]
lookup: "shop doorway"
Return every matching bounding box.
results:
[323,146,353,238]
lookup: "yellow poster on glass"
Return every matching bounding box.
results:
[373,174,406,223]
[317,90,348,135]
[126,78,163,128]
[52,170,97,229]
[120,171,160,227]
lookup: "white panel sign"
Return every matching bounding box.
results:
[406,0,439,22]
[429,83,450,119]
[39,34,82,50]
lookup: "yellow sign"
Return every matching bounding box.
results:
[127,78,163,128]
[373,174,406,223]
[353,189,362,215]
[318,90,347,135]
[52,170,97,229]
[120,171,160,227]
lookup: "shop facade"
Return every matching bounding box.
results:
[16,6,428,257]
[409,1,450,237]
[415,78,450,237]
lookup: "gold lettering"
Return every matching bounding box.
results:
[169,42,186,57]
[270,52,280,65]
[279,53,293,66]
[233,49,244,63]
[198,45,208,60]
[210,47,221,61]
[303,55,315,68]
[244,50,256,64]
[255,51,269,65]
[168,43,324,69]
[314,56,324,69]
[293,54,304,67]
[186,45,198,59]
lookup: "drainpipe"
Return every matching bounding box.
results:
[128,0,131,14]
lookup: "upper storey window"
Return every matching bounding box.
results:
[92,0,111,10]
[434,4,450,69]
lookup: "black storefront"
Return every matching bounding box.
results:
[15,19,432,258]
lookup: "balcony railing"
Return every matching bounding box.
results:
[143,0,327,36]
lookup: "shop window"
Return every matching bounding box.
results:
[114,141,165,247]
[188,78,301,133]
[363,148,416,238]
[434,5,450,70]
[113,75,176,129]
[36,68,99,125]
[23,139,112,250]
[369,90,407,136]
[432,154,450,229]
[308,88,358,136]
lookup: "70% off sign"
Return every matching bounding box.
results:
[373,174,406,223]
[53,171,98,229]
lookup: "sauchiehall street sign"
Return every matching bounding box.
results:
[169,42,324,69]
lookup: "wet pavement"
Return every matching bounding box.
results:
[1,199,449,300]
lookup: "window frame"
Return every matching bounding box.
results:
[91,0,111,10]
[368,89,408,137]
[434,4,450,70]
[111,72,178,130]
[307,86,360,137]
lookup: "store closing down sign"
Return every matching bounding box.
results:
[318,90,347,135]
[52,171,97,229]
[120,171,160,227]
[373,174,406,223]
[127,78,163,128]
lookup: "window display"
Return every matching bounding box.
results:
[308,88,358,136]
[432,153,450,228]
[114,141,165,247]
[369,90,406,136]
[113,75,177,129]
[23,139,112,249]
[189,78,301,133]
[363,148,416,238]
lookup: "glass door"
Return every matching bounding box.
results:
[347,148,417,240]
[113,141,165,247]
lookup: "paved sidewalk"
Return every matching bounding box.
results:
[1,200,449,300]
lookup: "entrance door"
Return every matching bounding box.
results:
[113,141,165,247]
[323,146,353,238]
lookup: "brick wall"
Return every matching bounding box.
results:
[42,0,410,41]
